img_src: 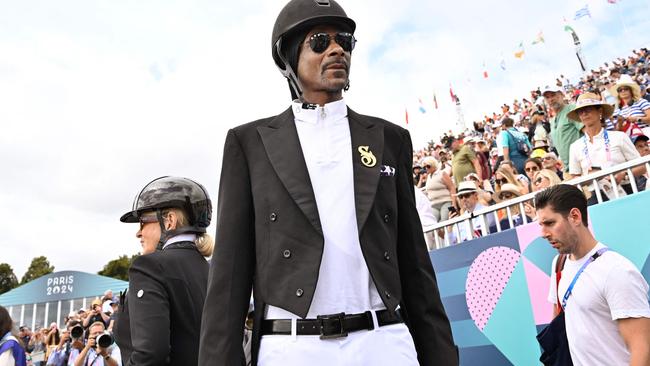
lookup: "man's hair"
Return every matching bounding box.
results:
[534,184,588,226]
[89,321,106,331]
[502,117,514,127]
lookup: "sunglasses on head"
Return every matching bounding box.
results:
[495,178,507,185]
[308,32,356,53]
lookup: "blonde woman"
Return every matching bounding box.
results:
[422,157,456,221]
[494,166,528,195]
[114,176,214,366]
[532,169,562,192]
[610,74,650,135]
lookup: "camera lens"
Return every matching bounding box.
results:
[70,325,83,339]
[97,333,113,348]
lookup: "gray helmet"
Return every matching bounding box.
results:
[120,176,212,233]
[271,0,356,98]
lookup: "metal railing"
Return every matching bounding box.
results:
[427,154,650,249]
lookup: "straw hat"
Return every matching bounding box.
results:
[496,183,522,201]
[610,74,641,100]
[533,140,549,149]
[567,92,615,122]
[456,181,478,195]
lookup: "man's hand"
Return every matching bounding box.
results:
[85,336,96,351]
[58,332,70,347]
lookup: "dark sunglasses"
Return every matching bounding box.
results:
[616,86,631,93]
[500,192,515,199]
[525,166,539,173]
[139,215,158,230]
[308,32,356,53]
[495,178,507,185]
[458,193,474,200]
[534,176,546,185]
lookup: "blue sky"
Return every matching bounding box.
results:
[1,0,649,276]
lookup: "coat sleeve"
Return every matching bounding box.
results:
[125,255,171,366]
[198,128,255,365]
[395,129,459,366]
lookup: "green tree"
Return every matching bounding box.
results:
[0,263,18,295]
[20,256,54,285]
[98,254,139,281]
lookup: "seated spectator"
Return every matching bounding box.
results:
[567,92,644,204]
[464,173,494,206]
[447,181,496,243]
[541,152,564,180]
[493,183,533,230]
[530,139,550,159]
[611,74,650,135]
[632,134,649,157]
[523,158,543,190]
[497,160,530,187]
[532,169,562,192]
[494,166,528,196]
[422,156,456,222]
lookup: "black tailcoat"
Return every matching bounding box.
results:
[114,242,209,366]
[198,107,458,365]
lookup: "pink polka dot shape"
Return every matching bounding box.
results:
[465,246,521,331]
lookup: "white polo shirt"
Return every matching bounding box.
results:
[568,128,639,175]
[266,99,384,319]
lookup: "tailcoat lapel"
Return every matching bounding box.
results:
[348,108,384,232]
[257,107,323,236]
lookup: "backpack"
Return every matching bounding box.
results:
[506,129,531,156]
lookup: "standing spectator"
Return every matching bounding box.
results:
[538,185,650,366]
[498,117,532,174]
[422,157,456,222]
[28,328,46,366]
[73,322,121,366]
[0,306,27,366]
[529,110,550,144]
[413,182,438,250]
[83,300,109,329]
[44,323,60,361]
[530,139,550,159]
[544,85,581,171]
[449,136,482,184]
[611,74,650,135]
[114,177,213,366]
[567,93,643,204]
[17,327,31,353]
[474,139,492,181]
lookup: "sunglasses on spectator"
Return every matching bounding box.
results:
[308,32,356,53]
[616,86,631,93]
[458,193,474,200]
[525,166,539,173]
[534,176,547,185]
[542,156,555,161]
[139,215,159,230]
[495,178,507,185]
[500,192,515,199]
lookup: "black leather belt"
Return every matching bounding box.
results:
[261,309,403,339]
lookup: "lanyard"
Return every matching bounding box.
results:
[582,128,611,170]
[561,247,609,309]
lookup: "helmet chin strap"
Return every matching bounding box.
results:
[275,39,304,99]
[155,209,207,251]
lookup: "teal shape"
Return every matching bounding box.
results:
[589,190,650,270]
[522,237,557,276]
[450,319,491,348]
[482,259,541,365]
[437,266,470,297]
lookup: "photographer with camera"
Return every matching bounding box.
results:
[73,322,120,366]
[82,300,109,329]
[46,321,84,366]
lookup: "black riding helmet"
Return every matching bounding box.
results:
[271,0,356,100]
[120,176,212,249]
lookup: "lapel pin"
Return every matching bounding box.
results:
[357,146,377,167]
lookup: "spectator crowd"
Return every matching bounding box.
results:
[413,48,650,246]
[2,290,121,366]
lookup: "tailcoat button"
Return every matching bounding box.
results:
[384,291,391,299]
[384,251,390,260]
[383,214,390,223]
[283,250,291,258]
[270,212,277,222]
[295,288,304,297]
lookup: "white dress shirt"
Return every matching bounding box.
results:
[569,128,640,175]
[266,99,384,319]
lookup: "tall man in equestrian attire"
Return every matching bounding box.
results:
[198,1,458,365]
